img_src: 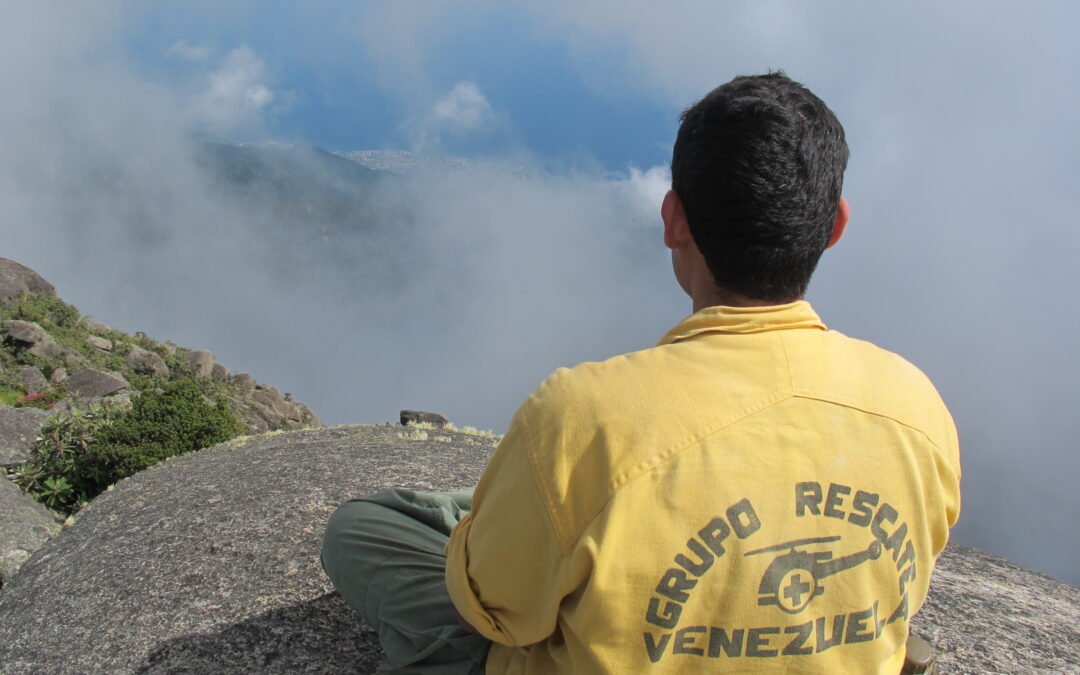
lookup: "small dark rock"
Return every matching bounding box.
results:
[400,410,450,427]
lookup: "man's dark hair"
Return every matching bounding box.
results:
[671,71,848,302]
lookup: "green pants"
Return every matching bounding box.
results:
[321,489,493,674]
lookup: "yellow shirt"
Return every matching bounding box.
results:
[446,301,961,674]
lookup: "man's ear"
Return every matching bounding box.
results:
[826,196,850,249]
[662,189,690,250]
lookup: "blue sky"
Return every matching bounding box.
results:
[2,1,1079,584]
[123,2,677,168]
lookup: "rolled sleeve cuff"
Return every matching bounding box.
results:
[445,512,516,645]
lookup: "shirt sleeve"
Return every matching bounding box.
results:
[445,395,570,647]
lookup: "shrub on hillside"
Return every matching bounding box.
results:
[0,292,80,329]
[87,378,244,489]
[12,377,244,514]
[11,402,117,512]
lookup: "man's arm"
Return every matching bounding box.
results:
[444,396,571,647]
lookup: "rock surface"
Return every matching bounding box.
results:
[17,366,47,393]
[80,316,114,335]
[64,368,129,398]
[0,407,49,465]
[1,320,64,358]
[911,545,1080,671]
[125,344,169,377]
[187,349,215,378]
[0,258,55,307]
[0,477,62,588]
[211,362,229,381]
[0,425,1075,673]
[86,334,113,351]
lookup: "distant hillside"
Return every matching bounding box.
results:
[0,257,321,585]
[337,149,472,175]
[193,142,392,241]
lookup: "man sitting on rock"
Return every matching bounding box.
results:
[322,72,961,674]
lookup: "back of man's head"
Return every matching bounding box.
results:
[671,72,848,303]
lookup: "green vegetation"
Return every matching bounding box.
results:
[1,291,313,513]
[0,385,22,406]
[10,403,116,512]
[0,292,80,330]
[14,389,65,409]
[11,377,245,514]
[0,291,181,377]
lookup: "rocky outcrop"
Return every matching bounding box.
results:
[228,380,318,434]
[186,349,215,378]
[1,320,64,358]
[0,260,319,434]
[17,366,47,393]
[86,335,112,351]
[211,362,229,381]
[125,344,169,377]
[0,259,55,307]
[0,425,1074,673]
[0,407,49,465]
[80,316,115,335]
[0,260,323,588]
[0,477,62,588]
[64,368,129,399]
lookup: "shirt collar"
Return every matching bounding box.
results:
[657,300,827,346]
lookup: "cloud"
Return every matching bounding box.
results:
[405,80,503,152]
[622,165,670,224]
[433,82,493,132]
[167,40,212,63]
[190,46,279,134]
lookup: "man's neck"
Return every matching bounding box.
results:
[692,285,800,312]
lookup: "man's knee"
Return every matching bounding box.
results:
[321,499,384,584]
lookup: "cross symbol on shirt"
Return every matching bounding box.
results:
[784,573,812,606]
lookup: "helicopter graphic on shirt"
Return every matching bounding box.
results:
[745,535,883,614]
